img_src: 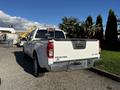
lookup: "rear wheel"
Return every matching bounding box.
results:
[33,53,39,77]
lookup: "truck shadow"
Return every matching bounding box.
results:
[14,51,46,77]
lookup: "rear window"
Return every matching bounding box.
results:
[35,30,65,39]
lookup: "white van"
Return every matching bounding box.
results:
[0,27,18,44]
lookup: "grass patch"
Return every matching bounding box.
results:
[95,50,120,76]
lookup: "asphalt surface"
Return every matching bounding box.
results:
[0,46,120,90]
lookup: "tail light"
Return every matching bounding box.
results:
[47,41,54,58]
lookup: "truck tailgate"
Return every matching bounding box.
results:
[54,39,100,63]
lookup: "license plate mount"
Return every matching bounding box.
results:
[69,60,88,70]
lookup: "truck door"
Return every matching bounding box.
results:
[26,31,35,57]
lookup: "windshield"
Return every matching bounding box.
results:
[35,30,65,39]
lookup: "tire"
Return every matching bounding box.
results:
[33,53,39,77]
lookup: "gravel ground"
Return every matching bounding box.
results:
[0,46,120,90]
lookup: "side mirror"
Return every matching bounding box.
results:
[21,38,27,41]
[27,36,32,41]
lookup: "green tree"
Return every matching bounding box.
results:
[105,9,118,48]
[85,16,94,38]
[59,16,80,38]
[95,15,104,42]
[85,16,93,27]
[81,22,88,38]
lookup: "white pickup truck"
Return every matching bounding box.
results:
[23,28,100,77]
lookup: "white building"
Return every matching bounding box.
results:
[118,30,120,39]
[117,19,120,40]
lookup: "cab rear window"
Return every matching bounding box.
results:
[35,30,65,39]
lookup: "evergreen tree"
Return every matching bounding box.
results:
[95,15,103,42]
[85,16,93,38]
[105,9,118,48]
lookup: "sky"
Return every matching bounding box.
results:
[0,0,120,28]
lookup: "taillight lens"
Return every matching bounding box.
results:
[47,41,54,58]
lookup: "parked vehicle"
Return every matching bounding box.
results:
[0,27,18,45]
[23,28,101,77]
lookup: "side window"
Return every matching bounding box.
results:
[35,30,47,38]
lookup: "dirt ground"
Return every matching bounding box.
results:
[0,46,120,90]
